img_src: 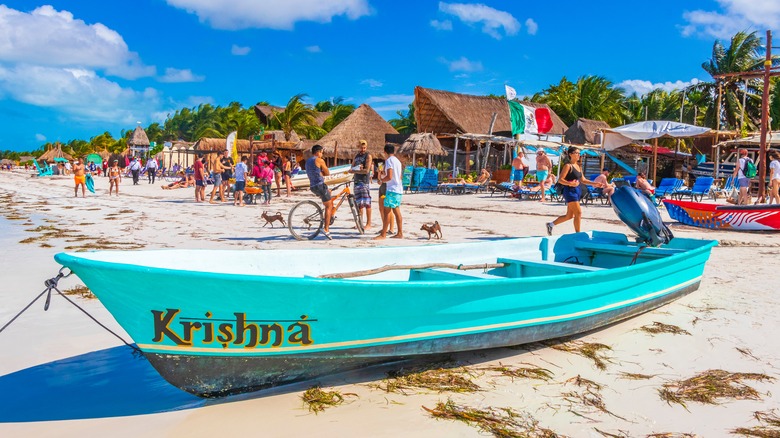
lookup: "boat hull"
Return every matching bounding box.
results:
[664,199,780,231]
[145,280,698,397]
[286,164,353,189]
[54,232,716,397]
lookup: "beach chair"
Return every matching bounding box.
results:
[623,175,637,187]
[417,168,439,193]
[673,176,714,202]
[402,166,413,192]
[654,178,683,199]
[489,182,516,197]
[32,160,53,177]
[711,176,735,200]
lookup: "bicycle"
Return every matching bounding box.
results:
[288,182,365,240]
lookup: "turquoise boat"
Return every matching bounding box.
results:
[54,231,716,397]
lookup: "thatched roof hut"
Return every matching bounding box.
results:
[397,133,448,157]
[253,104,331,128]
[38,143,73,162]
[317,104,399,159]
[193,137,253,153]
[127,125,150,147]
[414,86,567,136]
[565,118,611,145]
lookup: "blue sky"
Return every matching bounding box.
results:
[1,0,778,151]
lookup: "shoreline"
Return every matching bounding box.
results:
[0,170,778,437]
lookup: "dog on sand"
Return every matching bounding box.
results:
[261,211,286,228]
[420,221,442,240]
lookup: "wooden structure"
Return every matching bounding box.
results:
[317,104,399,163]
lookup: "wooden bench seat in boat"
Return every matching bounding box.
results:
[496,258,604,278]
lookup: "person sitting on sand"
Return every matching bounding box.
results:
[161,172,194,189]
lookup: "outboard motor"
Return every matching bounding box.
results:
[611,187,673,247]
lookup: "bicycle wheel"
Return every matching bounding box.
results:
[347,195,365,234]
[288,200,323,240]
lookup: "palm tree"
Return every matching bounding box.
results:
[272,94,326,140]
[321,98,356,132]
[389,103,417,134]
[700,31,766,130]
[536,75,626,126]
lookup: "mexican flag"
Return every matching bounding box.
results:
[508,101,553,135]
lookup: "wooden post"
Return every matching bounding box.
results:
[714,81,722,178]
[652,138,658,183]
[758,30,772,202]
[452,136,459,178]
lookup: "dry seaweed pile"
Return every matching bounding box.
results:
[479,363,554,382]
[62,285,96,300]
[731,410,780,437]
[549,340,613,370]
[424,399,563,438]
[659,370,774,409]
[638,322,691,336]
[300,386,356,413]
[561,375,627,421]
[375,364,480,394]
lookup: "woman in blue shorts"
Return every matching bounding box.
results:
[546,146,604,235]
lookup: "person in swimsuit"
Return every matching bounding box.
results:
[546,146,603,235]
[108,160,121,196]
[536,150,552,202]
[376,163,395,235]
[73,158,87,197]
[282,156,292,197]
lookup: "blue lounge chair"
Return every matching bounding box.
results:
[32,160,53,177]
[673,176,714,202]
[489,182,516,197]
[654,178,684,199]
[417,168,439,192]
[711,176,736,199]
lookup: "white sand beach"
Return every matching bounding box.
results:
[0,169,778,437]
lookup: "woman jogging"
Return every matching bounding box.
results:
[546,146,604,235]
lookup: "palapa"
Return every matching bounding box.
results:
[38,143,73,162]
[317,104,399,159]
[127,126,150,147]
[414,86,567,136]
[564,118,611,145]
[397,133,448,157]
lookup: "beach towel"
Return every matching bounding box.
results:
[85,174,95,193]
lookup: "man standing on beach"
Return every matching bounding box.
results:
[511,149,527,189]
[193,153,206,203]
[374,144,403,240]
[350,139,373,230]
[535,150,552,202]
[306,145,333,240]
[145,156,158,184]
[234,155,248,207]
[73,158,87,197]
[129,157,141,185]
[208,155,226,204]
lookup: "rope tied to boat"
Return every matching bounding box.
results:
[0,268,142,355]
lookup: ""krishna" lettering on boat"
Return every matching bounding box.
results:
[151,309,314,349]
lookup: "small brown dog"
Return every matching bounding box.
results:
[261,211,286,228]
[420,221,442,240]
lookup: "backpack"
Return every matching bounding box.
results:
[743,158,757,179]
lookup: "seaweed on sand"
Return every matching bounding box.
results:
[548,340,613,370]
[659,370,774,409]
[562,375,627,421]
[300,385,356,413]
[638,322,691,336]
[373,363,480,394]
[424,399,564,438]
[480,363,554,381]
[730,410,780,437]
[617,372,655,380]
[62,285,96,299]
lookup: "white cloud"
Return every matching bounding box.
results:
[159,68,205,83]
[35,133,46,141]
[682,0,780,39]
[617,78,701,96]
[0,64,161,123]
[0,5,155,79]
[361,79,383,88]
[430,19,452,31]
[306,45,322,53]
[439,56,483,72]
[439,2,520,39]
[525,18,538,35]
[364,94,414,113]
[165,0,371,30]
[231,44,251,55]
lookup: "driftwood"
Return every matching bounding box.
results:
[318,262,506,279]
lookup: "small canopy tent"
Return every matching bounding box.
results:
[397,133,448,167]
[602,121,712,181]
[85,153,103,165]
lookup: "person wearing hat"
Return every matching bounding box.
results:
[350,139,373,229]
[108,159,122,196]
